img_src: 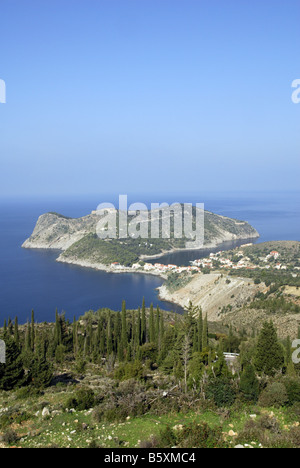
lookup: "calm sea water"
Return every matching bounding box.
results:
[0,192,299,324]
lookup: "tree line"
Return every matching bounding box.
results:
[1,300,300,410]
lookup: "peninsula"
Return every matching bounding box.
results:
[22,208,259,274]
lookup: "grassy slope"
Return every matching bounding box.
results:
[0,386,297,449]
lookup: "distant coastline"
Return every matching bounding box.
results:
[22,208,260,314]
[56,235,258,275]
[1,193,299,324]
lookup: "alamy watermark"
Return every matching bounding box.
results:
[291,79,300,104]
[0,340,5,364]
[95,195,205,249]
[292,340,300,364]
[0,79,6,104]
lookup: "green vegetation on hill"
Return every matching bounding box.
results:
[230,267,300,287]
[165,272,194,293]
[204,211,256,243]
[244,241,300,269]
[1,300,300,448]
[223,242,300,289]
[250,296,300,315]
[62,234,178,266]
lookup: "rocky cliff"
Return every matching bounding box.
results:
[22,212,99,250]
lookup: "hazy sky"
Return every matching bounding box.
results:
[0,0,299,198]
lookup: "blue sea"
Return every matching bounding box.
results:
[0,191,299,324]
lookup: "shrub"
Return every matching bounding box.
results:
[261,433,294,449]
[93,390,148,423]
[239,364,259,402]
[154,422,228,449]
[16,387,42,400]
[177,423,226,448]
[235,419,262,445]
[140,437,159,448]
[116,378,145,396]
[66,388,95,411]
[258,382,288,408]
[0,408,31,430]
[290,402,300,419]
[74,359,87,375]
[283,378,300,406]
[289,426,300,448]
[93,402,129,424]
[102,407,129,423]
[89,440,102,449]
[0,413,10,430]
[139,343,158,363]
[157,426,177,448]
[205,378,236,408]
[114,361,144,382]
[258,414,281,434]
[2,429,18,445]
[236,416,281,447]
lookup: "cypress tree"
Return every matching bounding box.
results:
[174,312,179,337]
[155,306,160,344]
[115,312,122,354]
[31,310,35,351]
[192,327,198,353]
[202,314,208,349]
[121,300,127,358]
[285,336,293,366]
[72,316,78,356]
[212,341,225,377]
[3,320,7,340]
[100,329,106,356]
[25,321,32,352]
[107,312,113,356]
[8,318,13,337]
[54,309,62,347]
[159,312,164,351]
[149,304,155,343]
[55,344,66,364]
[92,326,100,363]
[86,318,93,356]
[137,307,141,347]
[141,298,147,344]
[35,329,47,359]
[239,364,259,402]
[254,321,284,376]
[131,310,136,345]
[14,317,20,349]
[198,308,203,352]
[0,338,24,390]
[96,320,102,348]
[30,356,53,389]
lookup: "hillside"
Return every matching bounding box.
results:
[242,241,300,268]
[159,273,266,321]
[1,305,300,449]
[159,240,300,338]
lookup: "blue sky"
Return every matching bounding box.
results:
[0,0,299,198]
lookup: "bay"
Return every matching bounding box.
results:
[0,191,299,324]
